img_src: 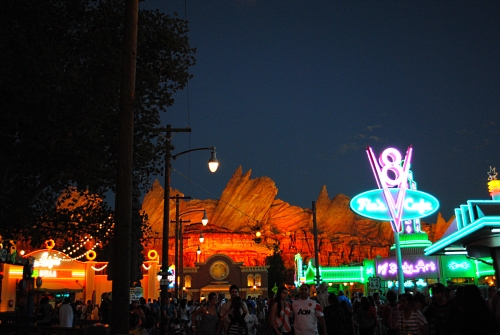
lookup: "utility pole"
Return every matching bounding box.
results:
[312,201,321,286]
[157,126,191,304]
[111,0,138,333]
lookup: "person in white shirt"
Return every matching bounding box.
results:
[292,284,327,335]
[59,297,74,327]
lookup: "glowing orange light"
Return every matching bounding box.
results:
[148,250,158,260]
[86,250,97,261]
[45,239,55,250]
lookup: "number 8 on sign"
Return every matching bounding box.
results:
[366,146,413,232]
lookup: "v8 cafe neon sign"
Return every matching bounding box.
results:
[350,147,439,232]
[351,189,439,221]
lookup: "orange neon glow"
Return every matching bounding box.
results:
[8,268,23,278]
[148,250,158,260]
[45,239,55,250]
[72,270,85,277]
[86,250,96,261]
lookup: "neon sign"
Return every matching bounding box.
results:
[34,252,61,269]
[350,147,439,232]
[168,265,175,288]
[351,189,439,221]
[366,147,412,232]
[39,270,57,278]
[376,257,438,279]
[448,261,470,270]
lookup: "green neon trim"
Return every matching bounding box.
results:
[391,242,433,250]
[320,268,363,272]
[477,270,495,276]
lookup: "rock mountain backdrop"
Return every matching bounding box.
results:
[142,166,453,269]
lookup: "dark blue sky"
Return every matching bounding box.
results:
[142,0,500,222]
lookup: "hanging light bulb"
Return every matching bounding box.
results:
[199,232,205,243]
[202,210,209,226]
[197,245,201,255]
[208,148,219,172]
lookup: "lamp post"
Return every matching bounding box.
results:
[157,125,218,303]
[173,208,209,299]
[312,201,321,286]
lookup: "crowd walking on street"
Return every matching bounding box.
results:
[24,281,500,335]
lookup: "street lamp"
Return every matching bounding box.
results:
[253,227,262,244]
[174,209,210,299]
[157,125,218,303]
[202,210,208,226]
[196,245,201,262]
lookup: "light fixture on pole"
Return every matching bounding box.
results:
[253,227,262,244]
[202,210,208,226]
[196,245,201,263]
[174,208,210,299]
[156,124,218,302]
[208,148,219,173]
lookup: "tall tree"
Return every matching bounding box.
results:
[0,0,196,243]
[266,243,288,294]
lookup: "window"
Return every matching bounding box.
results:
[247,274,255,287]
[185,275,192,288]
[255,274,262,286]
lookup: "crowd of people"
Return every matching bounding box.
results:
[35,296,104,327]
[31,282,500,335]
[268,282,500,335]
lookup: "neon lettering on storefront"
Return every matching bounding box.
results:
[34,252,61,269]
[448,262,470,270]
[39,270,57,278]
[377,260,437,277]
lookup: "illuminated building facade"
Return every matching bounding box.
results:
[425,168,500,286]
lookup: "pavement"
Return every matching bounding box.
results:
[255,323,269,335]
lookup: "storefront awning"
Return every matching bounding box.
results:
[34,281,84,293]
[424,201,500,256]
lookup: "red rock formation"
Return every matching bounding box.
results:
[142,167,453,269]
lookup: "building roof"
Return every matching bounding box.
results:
[424,200,500,256]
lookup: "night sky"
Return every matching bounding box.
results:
[141,0,500,222]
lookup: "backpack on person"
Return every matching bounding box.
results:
[227,313,249,335]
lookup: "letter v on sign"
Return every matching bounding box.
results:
[366,146,413,232]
